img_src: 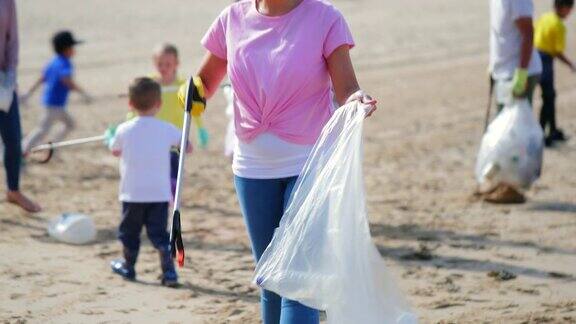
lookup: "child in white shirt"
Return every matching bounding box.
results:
[109,77,190,287]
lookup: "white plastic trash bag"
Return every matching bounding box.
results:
[254,101,417,324]
[48,213,96,245]
[476,99,544,191]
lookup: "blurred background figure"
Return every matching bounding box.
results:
[485,0,542,204]
[534,0,575,146]
[0,0,41,212]
[20,30,92,155]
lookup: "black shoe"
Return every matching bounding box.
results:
[549,129,567,142]
[545,136,554,147]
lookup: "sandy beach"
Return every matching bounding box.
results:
[1,0,576,323]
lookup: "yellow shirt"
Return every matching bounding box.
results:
[535,12,567,55]
[127,75,185,129]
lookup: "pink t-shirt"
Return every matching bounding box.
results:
[202,0,354,145]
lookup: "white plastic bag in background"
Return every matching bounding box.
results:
[254,101,417,324]
[476,99,544,191]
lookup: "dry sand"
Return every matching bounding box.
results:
[1,0,576,323]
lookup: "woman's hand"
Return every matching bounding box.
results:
[345,90,377,117]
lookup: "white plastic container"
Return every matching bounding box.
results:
[47,213,96,245]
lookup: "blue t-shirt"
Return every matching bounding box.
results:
[42,55,73,108]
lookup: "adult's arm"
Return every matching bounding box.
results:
[515,17,534,70]
[197,52,227,99]
[327,45,359,106]
[327,45,376,116]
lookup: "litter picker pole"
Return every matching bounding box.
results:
[30,135,106,152]
[170,77,205,268]
[474,76,496,197]
[483,76,495,134]
[28,134,107,164]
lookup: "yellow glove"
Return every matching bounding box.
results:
[177,76,206,117]
[511,68,528,97]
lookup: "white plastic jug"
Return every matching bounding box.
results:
[48,213,96,245]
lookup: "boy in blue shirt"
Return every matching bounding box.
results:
[21,30,91,154]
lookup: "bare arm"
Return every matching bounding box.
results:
[556,53,575,71]
[326,45,377,116]
[20,75,44,102]
[326,45,360,106]
[197,53,227,99]
[515,17,534,70]
[62,77,91,103]
[61,77,85,94]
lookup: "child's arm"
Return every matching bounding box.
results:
[185,141,193,154]
[172,127,193,154]
[61,77,93,104]
[556,53,576,72]
[108,126,123,157]
[19,75,44,105]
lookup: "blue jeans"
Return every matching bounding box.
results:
[0,92,22,191]
[234,176,319,324]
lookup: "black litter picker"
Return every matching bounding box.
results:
[170,76,206,267]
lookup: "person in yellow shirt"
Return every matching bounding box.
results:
[145,43,209,195]
[535,0,575,146]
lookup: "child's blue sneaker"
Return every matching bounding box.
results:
[161,269,178,288]
[159,248,178,288]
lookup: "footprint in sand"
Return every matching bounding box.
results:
[9,293,24,300]
[80,310,104,316]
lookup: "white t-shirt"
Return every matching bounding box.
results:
[489,0,542,80]
[233,133,313,179]
[110,117,181,202]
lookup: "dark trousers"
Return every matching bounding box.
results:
[0,92,22,191]
[538,51,557,135]
[119,202,170,252]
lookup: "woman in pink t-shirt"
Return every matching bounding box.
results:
[194,1,376,323]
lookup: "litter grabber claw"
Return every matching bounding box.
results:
[169,76,206,268]
[28,134,107,163]
[170,210,185,267]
